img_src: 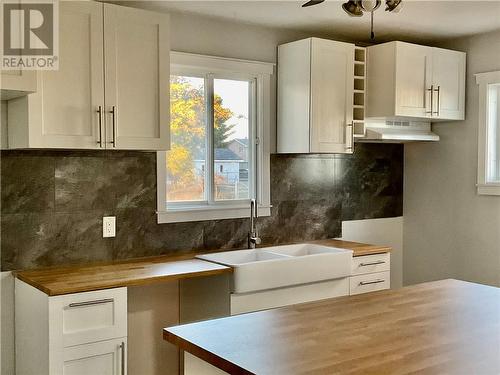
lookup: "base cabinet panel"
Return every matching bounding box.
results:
[15,280,128,375]
[230,278,349,315]
[63,338,127,375]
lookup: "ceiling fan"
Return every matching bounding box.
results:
[302,0,403,40]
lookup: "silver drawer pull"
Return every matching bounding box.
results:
[359,279,385,286]
[359,260,385,267]
[68,298,114,308]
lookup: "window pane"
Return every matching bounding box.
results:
[213,79,251,201]
[487,83,500,183]
[167,75,206,202]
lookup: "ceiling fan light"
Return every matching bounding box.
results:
[361,0,381,12]
[342,0,364,17]
[385,0,403,12]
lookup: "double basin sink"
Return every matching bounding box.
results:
[197,243,353,293]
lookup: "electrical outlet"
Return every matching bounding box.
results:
[103,216,116,238]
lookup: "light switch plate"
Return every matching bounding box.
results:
[103,216,116,238]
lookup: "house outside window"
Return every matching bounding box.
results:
[157,52,273,223]
[476,71,500,196]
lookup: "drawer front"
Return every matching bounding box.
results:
[351,253,390,275]
[62,338,126,375]
[50,288,127,348]
[350,271,390,295]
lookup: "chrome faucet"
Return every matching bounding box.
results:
[248,199,261,249]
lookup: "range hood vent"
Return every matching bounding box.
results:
[358,120,439,143]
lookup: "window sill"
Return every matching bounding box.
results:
[477,183,500,196]
[157,204,271,224]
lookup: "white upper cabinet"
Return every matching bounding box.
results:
[395,43,433,118]
[431,47,466,120]
[366,41,465,122]
[8,1,105,149]
[278,38,355,154]
[103,4,170,150]
[6,1,170,150]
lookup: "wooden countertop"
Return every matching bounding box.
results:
[310,239,391,257]
[15,239,389,296]
[164,279,500,375]
[15,254,232,296]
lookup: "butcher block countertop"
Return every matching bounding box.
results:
[310,239,391,257]
[15,239,390,296]
[15,254,232,296]
[164,279,500,375]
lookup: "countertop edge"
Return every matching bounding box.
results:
[16,264,233,297]
[14,239,391,296]
[163,329,254,375]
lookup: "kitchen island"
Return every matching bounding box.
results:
[164,279,500,375]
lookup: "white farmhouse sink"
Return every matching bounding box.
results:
[196,244,353,293]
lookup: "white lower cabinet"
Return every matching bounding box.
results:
[350,271,390,295]
[15,280,127,375]
[349,253,391,295]
[230,278,349,315]
[63,338,127,375]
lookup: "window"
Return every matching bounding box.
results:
[476,71,500,195]
[157,52,274,223]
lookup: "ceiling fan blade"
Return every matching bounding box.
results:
[302,0,325,7]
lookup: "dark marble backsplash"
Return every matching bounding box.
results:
[0,144,403,271]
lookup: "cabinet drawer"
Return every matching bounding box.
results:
[50,288,127,348]
[351,253,390,275]
[62,338,126,375]
[350,271,390,295]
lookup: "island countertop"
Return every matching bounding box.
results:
[164,279,500,375]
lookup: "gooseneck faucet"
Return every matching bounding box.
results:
[248,199,261,249]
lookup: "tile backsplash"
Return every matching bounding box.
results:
[0,143,402,271]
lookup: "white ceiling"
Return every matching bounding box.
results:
[119,0,500,44]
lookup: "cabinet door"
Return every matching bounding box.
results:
[432,48,466,120]
[395,43,433,118]
[62,338,126,375]
[104,4,170,150]
[28,1,105,149]
[310,38,354,153]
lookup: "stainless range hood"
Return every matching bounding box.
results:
[357,120,440,143]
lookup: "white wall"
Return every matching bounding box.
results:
[404,30,500,287]
[341,217,404,289]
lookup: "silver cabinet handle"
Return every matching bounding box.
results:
[433,85,440,116]
[120,341,126,375]
[110,106,116,147]
[426,85,434,115]
[96,106,103,147]
[359,279,385,286]
[346,122,354,152]
[359,260,385,267]
[68,298,114,308]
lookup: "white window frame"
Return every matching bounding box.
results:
[476,71,500,196]
[157,52,274,223]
